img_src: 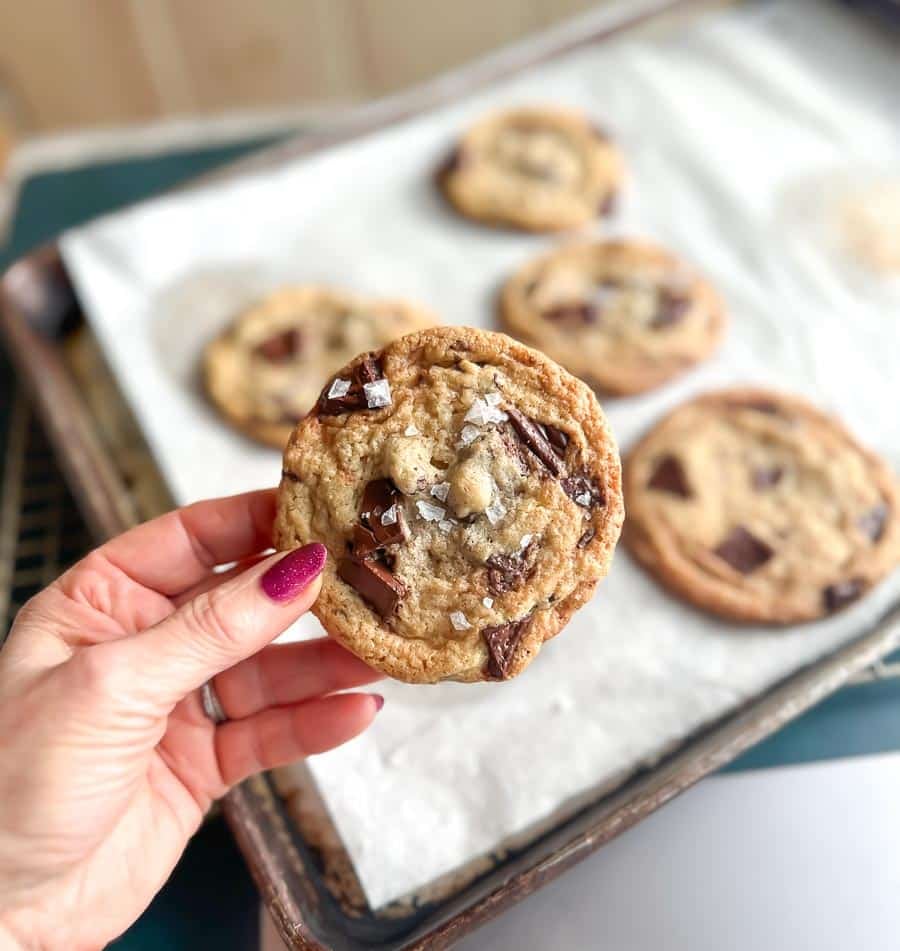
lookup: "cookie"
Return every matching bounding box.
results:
[500,239,726,395]
[275,326,624,683]
[624,388,900,623]
[203,287,434,448]
[436,107,624,233]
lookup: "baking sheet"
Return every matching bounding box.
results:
[61,0,900,910]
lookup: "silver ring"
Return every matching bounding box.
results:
[200,680,228,724]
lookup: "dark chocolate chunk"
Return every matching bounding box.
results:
[577,527,595,548]
[713,526,773,574]
[506,407,564,477]
[542,302,598,327]
[858,503,888,543]
[561,473,605,509]
[486,544,536,596]
[752,466,784,490]
[543,424,569,459]
[359,479,407,548]
[650,289,690,329]
[647,455,691,498]
[255,328,303,362]
[598,189,618,217]
[338,555,406,618]
[823,578,864,613]
[318,354,385,416]
[483,615,532,680]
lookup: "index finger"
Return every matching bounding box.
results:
[97,489,278,597]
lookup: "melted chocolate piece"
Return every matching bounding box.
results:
[255,328,303,362]
[561,473,605,509]
[542,302,598,327]
[577,527,595,548]
[650,289,690,329]
[506,408,564,477]
[360,479,407,548]
[351,524,382,559]
[713,526,773,574]
[486,544,536,596]
[318,354,384,416]
[752,466,784,490]
[858,503,888,543]
[647,455,691,498]
[483,615,532,680]
[543,424,569,459]
[338,555,406,618]
[823,578,864,613]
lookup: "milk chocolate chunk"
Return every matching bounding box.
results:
[561,473,605,509]
[823,578,864,613]
[338,555,406,618]
[483,615,532,679]
[713,526,773,574]
[352,524,381,559]
[543,424,569,459]
[752,466,784,490]
[858,503,888,542]
[318,354,385,415]
[359,479,407,548]
[256,328,303,362]
[542,302,597,327]
[506,408,564,477]
[486,543,536,596]
[650,290,689,329]
[647,455,691,498]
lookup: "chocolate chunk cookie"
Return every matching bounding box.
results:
[624,388,900,623]
[500,239,726,395]
[203,287,434,448]
[436,107,624,233]
[276,326,624,683]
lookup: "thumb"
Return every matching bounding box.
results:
[118,542,327,708]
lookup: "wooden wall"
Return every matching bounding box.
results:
[0,0,607,133]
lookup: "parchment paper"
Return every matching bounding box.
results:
[61,0,900,909]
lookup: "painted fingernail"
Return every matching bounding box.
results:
[371,694,385,713]
[261,543,327,603]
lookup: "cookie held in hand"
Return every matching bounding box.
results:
[204,286,434,448]
[276,326,624,683]
[436,106,624,233]
[624,388,900,623]
[500,239,725,395]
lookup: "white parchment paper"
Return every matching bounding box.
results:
[61,0,900,909]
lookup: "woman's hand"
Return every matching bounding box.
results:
[0,489,382,950]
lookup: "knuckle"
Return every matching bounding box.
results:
[73,643,130,699]
[183,587,247,655]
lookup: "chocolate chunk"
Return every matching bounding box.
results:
[352,523,382,559]
[650,289,690,329]
[486,545,535,596]
[598,189,618,217]
[359,478,407,548]
[483,615,532,680]
[647,455,691,498]
[280,469,301,483]
[255,328,303,362]
[542,302,598,327]
[824,578,864,613]
[858,503,888,542]
[338,555,406,618]
[752,466,784,490]
[543,424,569,459]
[318,354,385,415]
[561,472,605,509]
[577,527,595,548]
[506,408,564,477]
[713,526,773,574]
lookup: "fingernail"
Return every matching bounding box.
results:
[371,694,385,713]
[261,543,327,603]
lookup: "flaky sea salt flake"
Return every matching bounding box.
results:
[482,597,494,609]
[416,500,445,522]
[457,424,480,448]
[380,505,399,526]
[520,533,533,549]
[450,611,471,631]
[363,378,392,409]
[430,482,451,502]
[485,391,502,407]
[403,424,419,437]
[327,378,351,399]
[575,491,592,506]
[485,495,506,526]
[437,519,456,533]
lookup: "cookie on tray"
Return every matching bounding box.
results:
[624,388,900,623]
[499,239,726,395]
[436,106,624,233]
[276,325,624,683]
[203,287,434,448]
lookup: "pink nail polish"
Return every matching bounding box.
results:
[371,694,385,713]
[261,543,327,603]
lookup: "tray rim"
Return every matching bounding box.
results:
[4,1,900,947]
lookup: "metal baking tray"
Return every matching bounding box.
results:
[3,3,900,947]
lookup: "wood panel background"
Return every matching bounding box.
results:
[0,0,610,134]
